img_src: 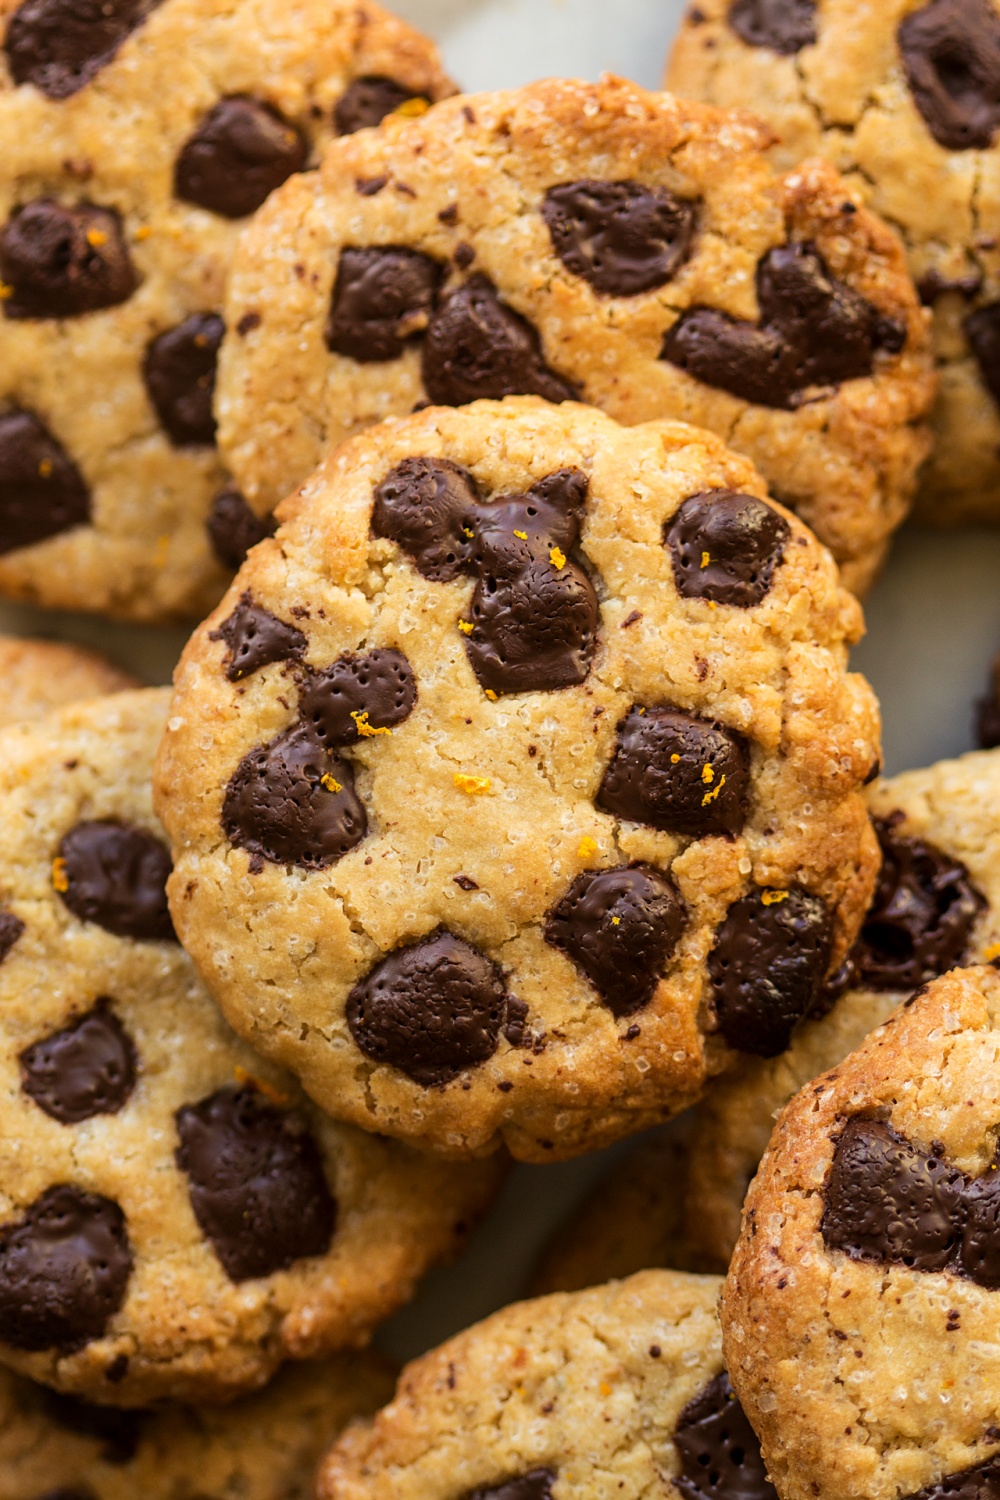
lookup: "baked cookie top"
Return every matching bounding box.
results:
[0,688,501,1406]
[0,633,136,727]
[155,398,880,1161]
[0,0,453,620]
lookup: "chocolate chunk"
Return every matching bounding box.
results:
[598,705,750,838]
[175,97,307,219]
[422,275,578,406]
[899,0,1000,152]
[301,648,416,745]
[142,313,224,446]
[0,200,137,319]
[21,1001,137,1125]
[346,929,508,1085]
[960,1149,1000,1289]
[175,1085,335,1282]
[222,722,366,869]
[978,673,1000,750]
[666,490,790,608]
[209,590,307,682]
[56,821,175,941]
[662,242,900,410]
[674,1370,777,1500]
[39,1388,145,1463]
[463,1474,557,1500]
[543,179,697,296]
[373,456,480,582]
[334,75,425,135]
[0,1185,131,1350]
[965,302,1000,410]
[206,487,276,571]
[902,1454,1000,1499]
[4,0,161,98]
[327,247,443,362]
[727,0,816,53]
[851,815,985,990]
[545,863,686,1017]
[0,409,90,554]
[918,268,983,303]
[0,908,24,961]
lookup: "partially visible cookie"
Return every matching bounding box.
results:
[0,633,136,727]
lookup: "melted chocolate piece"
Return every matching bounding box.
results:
[206,487,276,571]
[175,97,307,219]
[463,1474,557,1500]
[0,908,24,961]
[175,1085,335,1282]
[0,200,137,319]
[666,490,790,608]
[899,0,1000,152]
[346,929,508,1085]
[372,456,480,582]
[709,887,833,1056]
[39,1388,145,1463]
[661,242,902,410]
[327,247,443,362]
[598,705,749,838]
[334,75,425,135]
[727,0,816,53]
[0,409,90,554]
[21,1001,137,1125]
[960,1151,1000,1289]
[422,275,578,406]
[965,302,1000,410]
[851,815,985,990]
[209,590,306,682]
[3,0,161,98]
[222,722,366,869]
[142,313,224,446]
[903,1453,1000,1499]
[56,820,175,941]
[543,179,697,296]
[545,863,686,1017]
[674,1371,777,1500]
[0,1185,131,1350]
[301,648,417,745]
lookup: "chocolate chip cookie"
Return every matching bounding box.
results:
[0,687,501,1404]
[0,633,136,726]
[154,398,880,1161]
[667,0,1000,527]
[215,75,933,596]
[0,0,452,620]
[317,1269,777,1500]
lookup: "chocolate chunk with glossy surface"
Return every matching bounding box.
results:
[903,1454,1000,1499]
[0,410,90,554]
[346,929,508,1085]
[0,200,137,319]
[543,179,697,296]
[727,0,816,53]
[0,908,24,961]
[210,590,306,682]
[175,97,307,219]
[301,648,416,745]
[674,1371,777,1500]
[175,1085,335,1282]
[666,490,790,607]
[0,1185,131,1350]
[422,275,578,406]
[464,1474,557,1500]
[373,456,480,581]
[142,313,224,446]
[56,821,174,941]
[598,705,749,837]
[965,302,1000,409]
[327,247,443,362]
[899,0,1000,151]
[4,0,161,98]
[21,1001,137,1124]
[206,488,275,571]
[334,75,424,134]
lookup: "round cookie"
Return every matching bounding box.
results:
[0,0,453,621]
[0,633,136,726]
[155,398,881,1161]
[666,0,1000,527]
[0,1351,394,1499]
[215,74,933,596]
[0,688,502,1405]
[317,1269,778,1500]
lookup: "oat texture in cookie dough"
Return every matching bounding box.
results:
[667,0,1000,527]
[0,1351,394,1500]
[215,74,933,597]
[0,0,453,621]
[317,1269,778,1500]
[0,688,501,1405]
[155,399,880,1162]
[0,633,137,726]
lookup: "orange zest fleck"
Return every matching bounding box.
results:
[233,1065,290,1107]
[484,689,498,702]
[351,709,391,738]
[985,941,1000,961]
[600,1382,612,1397]
[134,225,152,241]
[549,545,567,570]
[0,283,12,299]
[454,772,491,796]
[458,619,475,636]
[578,835,598,860]
[86,228,108,247]
[38,459,53,478]
[670,752,680,764]
[610,916,621,927]
[51,857,69,893]
[514,529,528,540]
[701,773,726,807]
[701,764,714,784]
[761,889,790,906]
[462,525,475,539]
[701,550,711,569]
[320,772,343,794]
[394,95,431,118]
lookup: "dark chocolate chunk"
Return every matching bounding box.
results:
[543,179,697,296]
[0,1185,131,1350]
[222,722,366,869]
[545,863,686,1017]
[902,1453,1000,1499]
[918,268,983,303]
[0,200,137,319]
[39,1387,145,1463]
[209,590,307,682]
[206,487,275,572]
[666,490,790,608]
[965,302,1000,410]
[326,246,443,362]
[674,1370,777,1500]
[175,97,307,219]
[372,455,481,582]
[463,1473,557,1500]
[21,1001,137,1125]
[4,0,161,99]
[727,0,816,53]
[300,648,416,745]
[0,908,24,961]
[0,409,90,554]
[598,705,750,838]
[422,275,578,406]
[334,75,425,135]
[346,929,508,1085]
[899,0,1000,152]
[175,1085,335,1282]
[142,313,224,447]
[56,821,175,941]
[979,674,1000,750]
[960,1154,1000,1288]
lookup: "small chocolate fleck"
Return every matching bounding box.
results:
[727,0,816,53]
[210,591,307,682]
[20,1000,137,1124]
[206,488,275,572]
[142,312,224,447]
[0,199,137,319]
[326,246,443,362]
[598,705,750,838]
[0,409,90,554]
[0,908,24,961]
[56,820,175,941]
[674,1370,777,1500]
[300,648,417,744]
[543,179,697,295]
[422,274,578,406]
[4,0,162,98]
[356,174,389,197]
[666,490,790,607]
[334,76,425,135]
[439,204,459,225]
[899,0,1000,152]
[236,310,261,336]
[175,97,307,219]
[454,875,479,891]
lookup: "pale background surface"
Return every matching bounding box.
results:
[2,0,997,1361]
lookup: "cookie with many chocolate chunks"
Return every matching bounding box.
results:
[155,399,879,1161]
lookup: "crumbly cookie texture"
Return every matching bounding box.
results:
[155,398,880,1161]
[0,632,137,726]
[0,1351,394,1500]
[722,963,1000,1500]
[666,0,1000,527]
[216,74,933,595]
[532,746,1000,1288]
[0,0,453,621]
[0,689,501,1405]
